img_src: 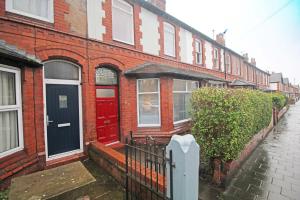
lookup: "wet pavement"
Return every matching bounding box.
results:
[223,102,300,200]
[57,159,124,200]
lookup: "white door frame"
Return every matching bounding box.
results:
[43,60,83,161]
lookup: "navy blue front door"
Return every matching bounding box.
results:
[46,84,80,156]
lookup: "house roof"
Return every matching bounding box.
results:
[0,40,42,68]
[230,79,256,87]
[283,78,289,85]
[270,73,283,83]
[124,63,228,82]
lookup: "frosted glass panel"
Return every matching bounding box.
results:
[95,68,117,85]
[96,89,115,98]
[44,61,79,80]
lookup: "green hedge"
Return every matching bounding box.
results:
[270,92,287,110]
[190,88,272,162]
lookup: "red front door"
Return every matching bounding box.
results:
[96,86,119,144]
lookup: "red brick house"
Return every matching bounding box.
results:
[0,0,271,187]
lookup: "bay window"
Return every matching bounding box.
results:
[137,79,160,127]
[173,79,199,123]
[0,65,23,158]
[6,0,54,22]
[112,0,134,45]
[164,22,176,57]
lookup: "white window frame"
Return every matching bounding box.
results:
[214,48,219,68]
[0,64,24,158]
[164,22,176,57]
[112,0,135,45]
[137,78,161,127]
[173,79,199,124]
[195,40,203,65]
[226,54,231,74]
[6,0,54,23]
[43,60,83,161]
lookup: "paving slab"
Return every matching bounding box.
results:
[224,102,300,200]
[9,161,96,200]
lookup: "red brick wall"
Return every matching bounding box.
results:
[0,67,44,189]
[0,0,253,186]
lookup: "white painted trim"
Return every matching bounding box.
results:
[43,60,83,161]
[173,118,191,125]
[44,79,81,85]
[105,141,120,146]
[5,0,54,23]
[0,64,24,159]
[47,149,83,161]
[137,78,161,128]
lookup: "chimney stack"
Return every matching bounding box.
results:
[147,0,166,11]
[250,58,256,66]
[216,33,225,46]
[243,53,249,62]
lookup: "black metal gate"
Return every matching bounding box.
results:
[125,136,173,200]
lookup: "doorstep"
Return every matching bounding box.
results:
[9,161,96,200]
[45,152,87,170]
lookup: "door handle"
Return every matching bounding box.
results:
[47,115,54,126]
[104,120,110,124]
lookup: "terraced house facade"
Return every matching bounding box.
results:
[0,0,273,187]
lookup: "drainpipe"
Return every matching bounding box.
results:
[224,48,226,80]
[222,29,228,80]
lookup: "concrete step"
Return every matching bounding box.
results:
[9,162,96,200]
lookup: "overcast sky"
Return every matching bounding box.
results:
[167,0,300,85]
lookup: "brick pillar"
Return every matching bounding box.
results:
[160,77,173,132]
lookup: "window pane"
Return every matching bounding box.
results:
[138,79,158,93]
[59,95,68,109]
[196,41,201,52]
[0,70,16,106]
[44,61,79,80]
[164,23,175,57]
[138,94,159,125]
[95,68,117,85]
[173,93,190,122]
[0,111,19,154]
[96,89,115,98]
[187,81,199,91]
[196,41,202,64]
[173,79,186,91]
[112,0,134,44]
[12,0,49,18]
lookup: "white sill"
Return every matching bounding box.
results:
[112,38,135,46]
[164,53,176,58]
[0,146,24,159]
[138,124,161,128]
[173,118,191,125]
[46,149,83,161]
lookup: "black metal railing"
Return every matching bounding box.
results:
[125,135,173,200]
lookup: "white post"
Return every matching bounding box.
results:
[166,134,200,200]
